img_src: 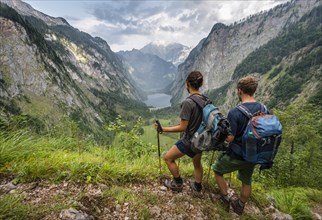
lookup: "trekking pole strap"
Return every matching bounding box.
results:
[206,151,216,184]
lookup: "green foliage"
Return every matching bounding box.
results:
[309,86,322,110]
[0,113,44,134]
[106,116,154,158]
[258,102,322,189]
[269,46,322,107]
[268,66,283,79]
[270,187,322,219]
[250,184,271,209]
[0,194,64,220]
[205,81,233,106]
[0,195,31,220]
[103,186,138,204]
[233,5,322,79]
[0,116,164,183]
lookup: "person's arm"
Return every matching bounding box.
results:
[162,119,188,132]
[226,109,237,143]
[154,119,188,133]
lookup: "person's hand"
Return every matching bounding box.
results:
[154,120,163,133]
[154,122,158,130]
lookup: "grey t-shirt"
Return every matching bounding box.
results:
[180,96,203,145]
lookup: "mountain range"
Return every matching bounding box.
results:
[117,49,177,93]
[171,0,321,112]
[140,42,191,67]
[0,0,147,141]
[117,42,190,94]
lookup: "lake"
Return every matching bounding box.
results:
[144,93,172,108]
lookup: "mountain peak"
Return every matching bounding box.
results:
[140,42,191,67]
[1,0,70,26]
[149,40,170,47]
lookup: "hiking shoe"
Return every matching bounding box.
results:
[190,181,202,197]
[163,179,183,192]
[231,198,245,215]
[190,181,202,192]
[210,193,230,212]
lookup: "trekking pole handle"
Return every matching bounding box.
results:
[155,120,163,134]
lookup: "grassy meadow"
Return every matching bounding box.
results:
[0,109,322,219]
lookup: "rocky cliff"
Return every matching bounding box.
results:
[0,0,147,142]
[171,0,321,104]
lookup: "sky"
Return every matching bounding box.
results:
[24,0,288,52]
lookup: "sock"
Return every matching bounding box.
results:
[174,176,183,185]
[194,182,202,191]
[221,194,230,202]
[238,199,245,207]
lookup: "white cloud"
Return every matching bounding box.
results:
[26,0,289,52]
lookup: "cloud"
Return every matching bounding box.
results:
[72,0,288,51]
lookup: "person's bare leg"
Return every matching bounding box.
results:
[164,145,184,177]
[192,153,203,183]
[240,183,251,203]
[215,174,228,195]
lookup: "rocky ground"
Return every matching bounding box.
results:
[0,175,321,220]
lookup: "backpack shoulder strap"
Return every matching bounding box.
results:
[261,104,269,114]
[188,94,208,108]
[236,104,253,119]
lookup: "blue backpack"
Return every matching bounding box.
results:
[237,104,282,170]
[189,95,231,153]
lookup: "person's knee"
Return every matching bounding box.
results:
[193,160,202,169]
[214,171,223,177]
[164,154,173,165]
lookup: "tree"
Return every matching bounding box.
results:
[269,101,322,188]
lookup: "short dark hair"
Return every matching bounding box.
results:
[237,76,258,96]
[186,71,203,90]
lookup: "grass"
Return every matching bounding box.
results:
[141,119,179,152]
[1,120,322,219]
[0,194,66,220]
[102,185,159,219]
[270,187,322,219]
[0,195,31,220]
[0,127,195,184]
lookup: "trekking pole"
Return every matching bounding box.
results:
[177,133,182,170]
[155,120,162,175]
[228,172,232,187]
[206,150,216,184]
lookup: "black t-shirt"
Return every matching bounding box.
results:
[228,102,267,156]
[179,96,204,145]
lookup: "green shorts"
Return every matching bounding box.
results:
[212,153,256,185]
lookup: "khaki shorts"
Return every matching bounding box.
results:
[212,153,255,185]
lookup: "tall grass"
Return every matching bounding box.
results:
[270,187,322,219]
[0,130,79,166]
[0,126,183,184]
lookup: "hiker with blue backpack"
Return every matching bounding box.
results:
[211,76,282,215]
[154,71,206,193]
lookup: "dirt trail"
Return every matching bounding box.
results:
[1,176,321,219]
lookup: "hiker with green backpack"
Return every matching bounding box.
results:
[211,76,282,215]
[154,71,206,193]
